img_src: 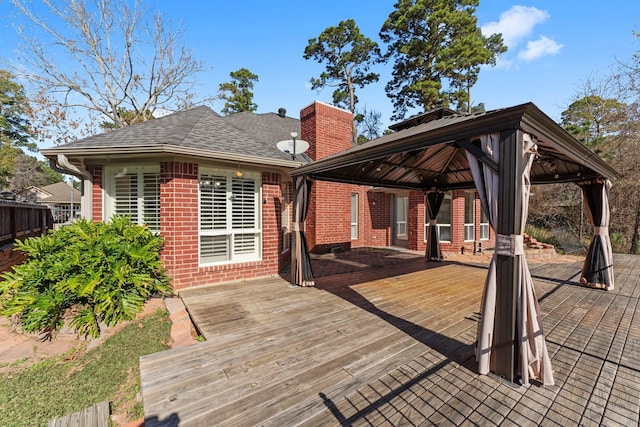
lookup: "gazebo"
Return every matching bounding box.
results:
[289,103,620,386]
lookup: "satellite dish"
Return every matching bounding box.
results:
[276,132,309,159]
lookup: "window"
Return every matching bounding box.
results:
[199,169,261,264]
[464,191,475,241]
[105,165,160,232]
[480,206,490,240]
[281,182,291,253]
[425,192,452,242]
[396,196,408,240]
[351,193,358,240]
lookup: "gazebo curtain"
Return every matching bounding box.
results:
[466,132,554,386]
[291,176,315,287]
[579,179,615,290]
[425,191,445,261]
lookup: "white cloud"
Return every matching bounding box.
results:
[518,36,564,61]
[482,6,549,48]
[493,57,515,70]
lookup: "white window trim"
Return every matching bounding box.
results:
[464,191,475,242]
[395,196,408,240]
[351,193,359,240]
[480,223,490,240]
[480,207,490,240]
[425,193,452,243]
[103,164,160,231]
[198,167,262,266]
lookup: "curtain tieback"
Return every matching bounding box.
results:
[594,226,609,236]
[428,219,437,226]
[292,223,301,232]
[496,234,525,257]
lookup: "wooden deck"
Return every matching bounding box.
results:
[140,253,640,426]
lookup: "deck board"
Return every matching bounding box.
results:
[140,253,640,426]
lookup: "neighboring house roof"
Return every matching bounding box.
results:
[20,186,51,200]
[34,182,81,204]
[41,106,304,168]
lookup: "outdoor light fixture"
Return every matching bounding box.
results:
[235,170,244,178]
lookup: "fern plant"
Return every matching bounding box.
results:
[0,216,172,338]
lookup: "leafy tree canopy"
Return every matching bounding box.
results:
[380,0,506,120]
[304,19,381,115]
[561,95,626,151]
[0,70,37,188]
[0,70,35,151]
[8,154,64,195]
[218,68,259,115]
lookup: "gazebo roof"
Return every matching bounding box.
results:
[291,103,619,190]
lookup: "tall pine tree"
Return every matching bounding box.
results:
[218,68,259,115]
[380,0,506,120]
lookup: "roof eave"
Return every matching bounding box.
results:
[292,104,526,177]
[520,105,621,180]
[40,145,304,169]
[292,103,621,181]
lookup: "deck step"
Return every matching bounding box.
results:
[47,400,110,427]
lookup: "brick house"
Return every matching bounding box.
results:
[42,101,493,290]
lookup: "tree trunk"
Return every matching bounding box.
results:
[630,202,640,254]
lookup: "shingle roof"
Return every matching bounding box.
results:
[43,106,302,164]
[223,111,301,150]
[38,182,81,204]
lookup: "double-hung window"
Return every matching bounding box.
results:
[104,165,160,232]
[425,192,452,242]
[199,169,261,264]
[464,191,475,242]
[351,193,359,240]
[480,207,490,240]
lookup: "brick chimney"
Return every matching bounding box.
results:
[300,101,352,161]
[299,101,353,252]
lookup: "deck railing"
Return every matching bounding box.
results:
[0,200,53,246]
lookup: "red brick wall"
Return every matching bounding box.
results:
[437,190,495,255]
[159,162,199,289]
[89,161,286,290]
[350,187,390,248]
[175,172,283,290]
[158,163,284,290]
[408,191,424,251]
[301,101,353,252]
[87,165,103,221]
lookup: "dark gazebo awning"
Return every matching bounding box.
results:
[290,102,620,387]
[292,103,618,191]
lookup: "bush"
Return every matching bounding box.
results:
[610,232,629,254]
[0,216,172,338]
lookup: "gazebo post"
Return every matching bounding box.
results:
[493,129,523,382]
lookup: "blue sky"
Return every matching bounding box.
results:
[2,1,640,147]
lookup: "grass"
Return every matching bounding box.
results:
[0,307,172,427]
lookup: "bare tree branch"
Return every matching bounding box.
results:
[11,0,212,143]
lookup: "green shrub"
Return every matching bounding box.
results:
[610,232,628,254]
[0,216,172,338]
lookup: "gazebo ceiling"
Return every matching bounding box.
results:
[291,103,620,191]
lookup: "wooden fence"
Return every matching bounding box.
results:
[0,200,53,247]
